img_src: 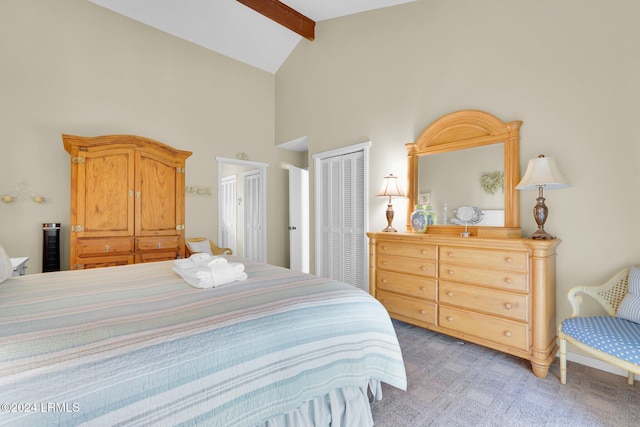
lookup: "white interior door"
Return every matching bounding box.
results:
[220,175,237,253]
[243,170,264,262]
[289,166,309,272]
[313,142,370,292]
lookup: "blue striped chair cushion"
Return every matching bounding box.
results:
[616,265,640,324]
[561,316,640,365]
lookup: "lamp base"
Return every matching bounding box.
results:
[528,228,555,240]
[381,225,398,232]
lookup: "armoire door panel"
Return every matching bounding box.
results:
[78,149,135,236]
[136,152,180,236]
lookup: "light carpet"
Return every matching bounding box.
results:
[371,320,640,427]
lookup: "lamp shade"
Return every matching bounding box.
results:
[516,155,571,190]
[376,174,406,198]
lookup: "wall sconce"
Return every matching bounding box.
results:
[2,180,46,204]
[375,174,406,232]
[516,155,570,239]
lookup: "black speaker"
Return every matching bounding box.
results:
[42,223,61,272]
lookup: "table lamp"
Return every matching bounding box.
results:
[376,174,406,232]
[516,154,570,240]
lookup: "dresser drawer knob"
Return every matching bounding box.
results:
[382,279,388,284]
[381,261,388,265]
[504,331,512,337]
[447,252,454,257]
[105,244,110,253]
[420,309,427,315]
[420,249,427,255]
[504,277,513,284]
[447,291,454,297]
[504,303,513,310]
[505,257,513,263]
[446,316,453,322]
[420,266,427,271]
[420,286,426,291]
[382,246,388,251]
[157,242,162,249]
[447,270,454,276]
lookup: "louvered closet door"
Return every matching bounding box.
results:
[319,151,366,291]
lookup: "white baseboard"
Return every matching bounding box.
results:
[563,350,639,380]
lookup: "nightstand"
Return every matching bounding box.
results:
[11,257,29,276]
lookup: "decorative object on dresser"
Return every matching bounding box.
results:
[369,109,561,378]
[63,134,192,269]
[558,265,640,385]
[516,154,571,240]
[375,173,406,232]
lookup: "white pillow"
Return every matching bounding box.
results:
[0,243,12,283]
[187,240,213,255]
[616,265,640,324]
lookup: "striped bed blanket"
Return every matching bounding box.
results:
[0,258,406,426]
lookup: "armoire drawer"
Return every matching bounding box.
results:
[439,263,528,292]
[378,255,436,277]
[77,237,134,256]
[377,290,436,325]
[377,241,436,260]
[439,306,528,351]
[440,246,528,271]
[439,281,528,321]
[136,236,180,252]
[377,270,436,300]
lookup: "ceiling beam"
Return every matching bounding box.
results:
[236,0,315,41]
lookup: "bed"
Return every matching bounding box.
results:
[0,257,406,426]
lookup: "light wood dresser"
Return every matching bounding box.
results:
[368,232,560,378]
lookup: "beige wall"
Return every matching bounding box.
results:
[275,0,640,322]
[0,0,304,271]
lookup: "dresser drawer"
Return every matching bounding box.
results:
[377,270,436,300]
[377,290,436,325]
[439,306,528,351]
[378,254,436,277]
[439,263,528,292]
[439,281,528,321]
[440,246,528,271]
[77,237,134,256]
[136,236,180,252]
[377,241,436,260]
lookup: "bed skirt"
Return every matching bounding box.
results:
[258,380,382,427]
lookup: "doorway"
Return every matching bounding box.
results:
[217,157,268,263]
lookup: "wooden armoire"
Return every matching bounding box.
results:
[63,134,192,269]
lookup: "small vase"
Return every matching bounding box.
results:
[410,204,428,233]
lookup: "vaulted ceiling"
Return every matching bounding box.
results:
[88,0,416,73]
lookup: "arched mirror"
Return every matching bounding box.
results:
[406,110,522,238]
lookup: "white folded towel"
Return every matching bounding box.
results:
[173,254,247,289]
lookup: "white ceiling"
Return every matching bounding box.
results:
[88,0,416,74]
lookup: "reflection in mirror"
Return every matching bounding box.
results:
[418,144,504,226]
[217,157,268,263]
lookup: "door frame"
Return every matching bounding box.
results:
[216,157,268,263]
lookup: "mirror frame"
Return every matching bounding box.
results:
[406,110,522,237]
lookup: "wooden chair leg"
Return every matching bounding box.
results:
[559,337,567,384]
